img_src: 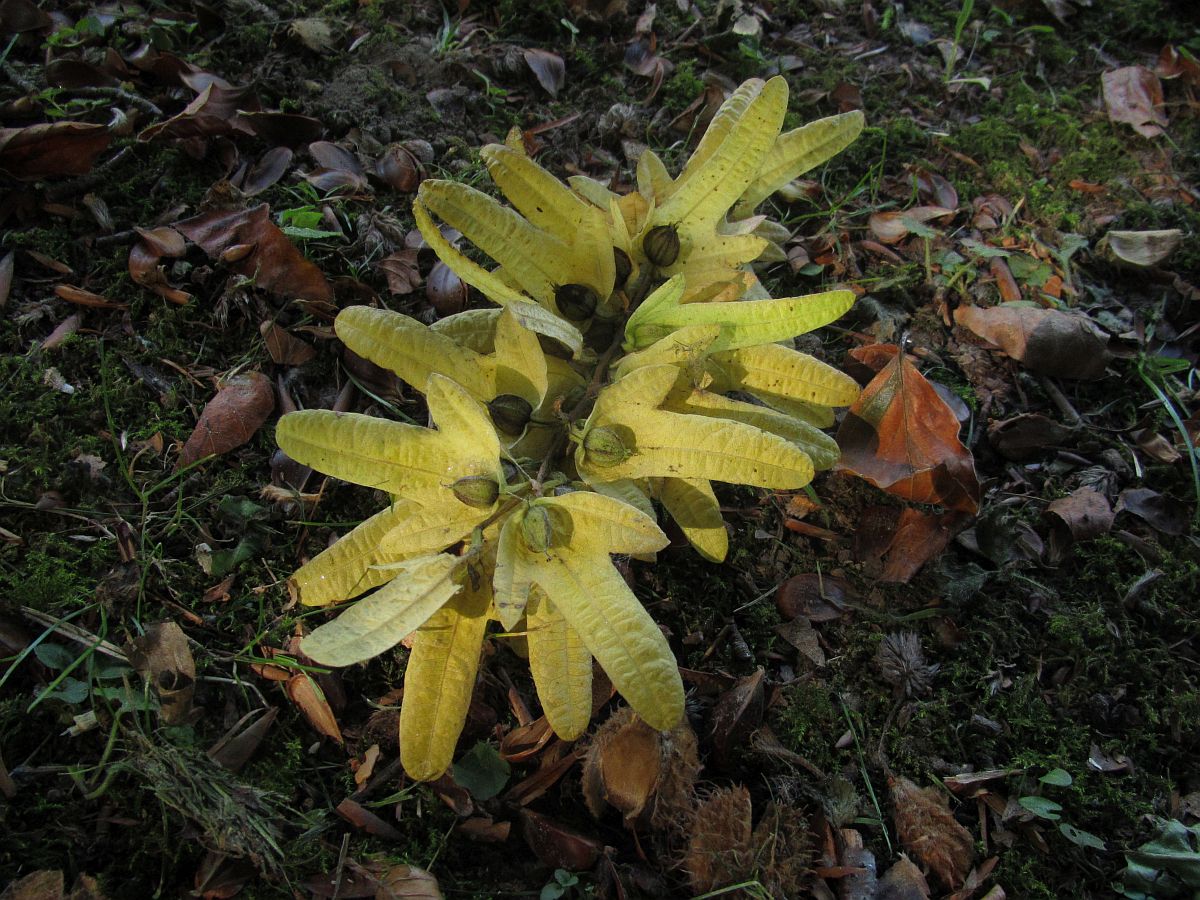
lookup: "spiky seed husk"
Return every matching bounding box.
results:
[520,505,554,553]
[613,247,633,287]
[583,426,631,467]
[877,631,938,698]
[555,283,599,321]
[643,224,680,268]
[487,394,534,434]
[450,475,499,509]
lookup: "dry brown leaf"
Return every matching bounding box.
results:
[260,321,316,366]
[177,371,275,470]
[877,853,932,899]
[868,206,955,244]
[0,251,13,309]
[54,285,126,310]
[1042,488,1113,561]
[0,122,111,180]
[520,808,604,871]
[1116,487,1188,536]
[376,864,444,899]
[878,509,971,584]
[286,673,344,743]
[776,573,855,622]
[138,83,259,143]
[954,304,1113,380]
[207,706,278,773]
[1104,229,1183,267]
[0,0,54,32]
[378,250,421,295]
[837,348,981,513]
[987,413,1074,461]
[175,204,334,302]
[1102,66,1167,138]
[236,112,324,148]
[241,147,294,197]
[128,621,196,724]
[523,48,566,97]
[336,798,402,841]
[890,775,975,890]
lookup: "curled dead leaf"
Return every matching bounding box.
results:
[837,348,981,513]
[868,206,956,244]
[260,321,316,366]
[1102,66,1167,138]
[520,808,604,871]
[1102,229,1183,267]
[0,122,111,180]
[128,621,196,724]
[1042,488,1114,561]
[285,673,344,743]
[375,864,444,899]
[955,304,1113,380]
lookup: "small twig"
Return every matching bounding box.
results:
[0,58,36,93]
[70,85,162,117]
[1038,375,1082,426]
[45,147,133,202]
[20,606,128,662]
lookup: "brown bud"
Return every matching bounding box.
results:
[521,505,554,553]
[451,475,499,509]
[487,394,533,435]
[583,426,631,467]
[613,247,633,287]
[642,225,680,268]
[555,283,598,321]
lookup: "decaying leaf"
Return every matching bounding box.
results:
[0,122,111,180]
[890,775,975,890]
[128,621,196,724]
[375,864,444,899]
[523,48,566,97]
[837,348,980,513]
[1103,228,1183,267]
[520,809,605,872]
[177,371,275,470]
[709,667,765,766]
[285,673,344,743]
[1102,66,1168,138]
[1042,487,1114,561]
[175,204,334,302]
[955,304,1112,380]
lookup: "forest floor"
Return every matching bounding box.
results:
[1,0,1199,898]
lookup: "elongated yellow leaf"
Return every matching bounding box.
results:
[335,306,494,399]
[580,406,815,489]
[526,588,592,740]
[494,307,548,407]
[532,551,683,731]
[290,502,415,607]
[300,553,462,667]
[537,491,668,556]
[636,149,673,202]
[666,387,841,470]
[377,502,490,559]
[400,578,491,781]
[506,298,585,358]
[673,79,766,194]
[750,392,836,428]
[276,410,454,497]
[710,343,861,408]
[567,174,619,208]
[656,478,728,562]
[430,308,501,353]
[650,77,787,251]
[586,479,657,524]
[493,511,535,630]
[625,285,855,353]
[425,374,501,476]
[419,181,574,304]
[591,362,679,414]
[614,323,721,379]
[482,144,597,238]
[735,110,866,217]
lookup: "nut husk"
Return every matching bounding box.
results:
[521,505,554,553]
[488,394,534,434]
[613,247,633,287]
[451,475,500,509]
[583,426,631,467]
[643,225,680,268]
[555,283,599,321]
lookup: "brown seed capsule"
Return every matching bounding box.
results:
[521,505,554,553]
[451,475,499,509]
[555,283,599,321]
[583,426,631,467]
[642,225,680,268]
[613,247,633,287]
[488,394,533,435]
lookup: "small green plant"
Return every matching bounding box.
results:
[1018,768,1107,852]
[277,77,866,781]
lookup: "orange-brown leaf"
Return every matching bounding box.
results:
[0,122,111,180]
[836,349,980,513]
[285,673,343,744]
[177,372,275,470]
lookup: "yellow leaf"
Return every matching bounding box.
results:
[636,149,673,202]
[335,305,494,399]
[750,392,837,429]
[276,410,456,498]
[735,110,866,218]
[625,281,855,353]
[300,553,463,667]
[493,511,535,630]
[648,77,787,256]
[424,374,501,477]
[430,308,501,353]
[665,386,841,470]
[538,491,668,556]
[586,479,657,524]
[494,307,548,407]
[289,501,415,607]
[532,550,683,731]
[400,578,491,781]
[526,587,592,740]
[710,343,861,408]
[613,322,721,379]
[377,501,492,559]
[655,477,728,563]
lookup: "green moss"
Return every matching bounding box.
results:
[662,59,705,115]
